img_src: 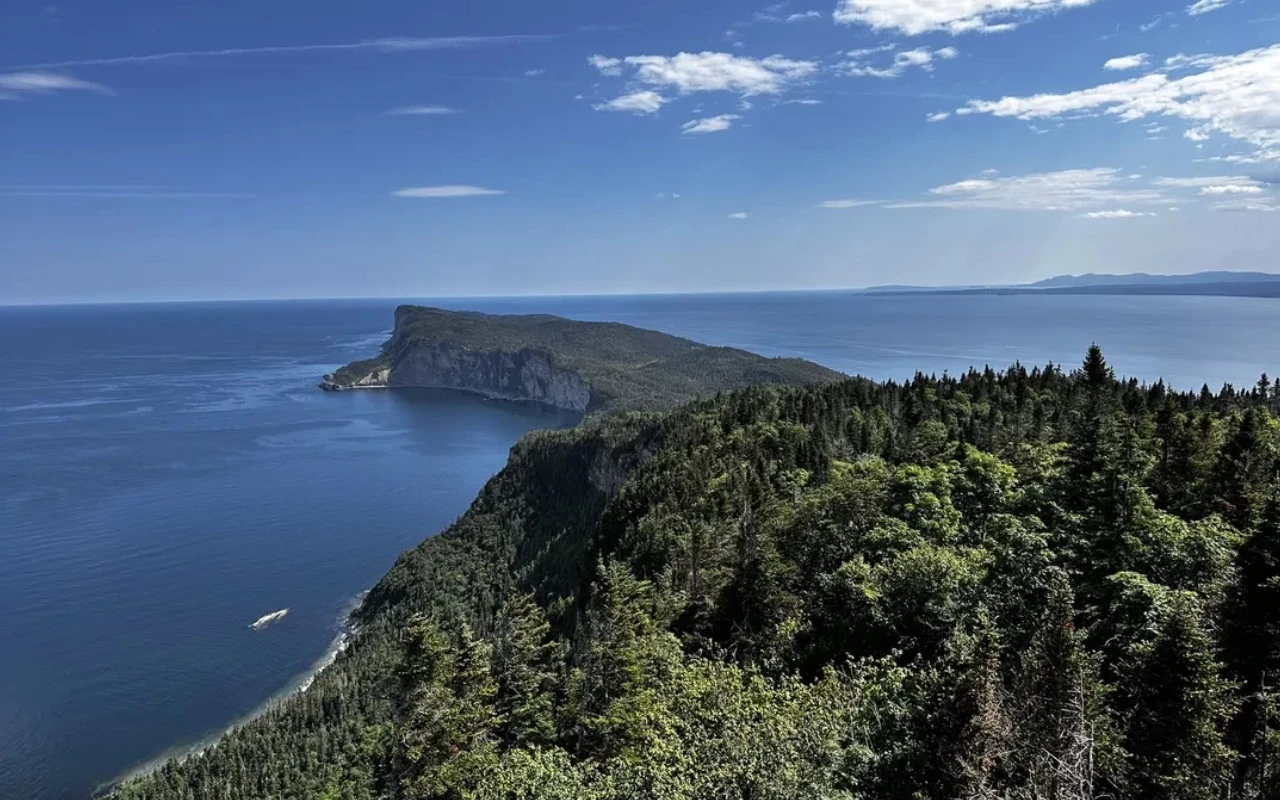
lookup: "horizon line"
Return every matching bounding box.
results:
[0,286,884,309]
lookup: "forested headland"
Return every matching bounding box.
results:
[115,346,1280,800]
[323,306,843,413]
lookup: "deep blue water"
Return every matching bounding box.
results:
[2,292,1278,799]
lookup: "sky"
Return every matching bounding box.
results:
[1,0,1278,303]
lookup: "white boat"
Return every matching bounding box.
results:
[250,608,289,630]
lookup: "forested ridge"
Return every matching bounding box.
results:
[114,347,1280,800]
[327,306,843,412]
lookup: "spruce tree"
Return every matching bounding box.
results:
[491,593,559,748]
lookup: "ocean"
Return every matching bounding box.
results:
[2,292,1278,799]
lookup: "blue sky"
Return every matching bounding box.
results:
[1,0,1278,303]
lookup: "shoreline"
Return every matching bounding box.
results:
[318,381,389,391]
[96,592,367,797]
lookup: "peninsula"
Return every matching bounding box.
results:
[320,305,844,413]
[117,333,1280,800]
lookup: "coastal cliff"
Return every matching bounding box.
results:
[320,305,844,413]
[387,341,592,411]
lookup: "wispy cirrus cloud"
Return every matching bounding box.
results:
[681,114,742,134]
[819,199,878,208]
[888,168,1169,211]
[0,71,109,99]
[594,90,667,114]
[754,3,824,23]
[1186,0,1233,15]
[882,168,1275,214]
[833,0,1100,35]
[10,35,558,70]
[840,46,958,78]
[1081,209,1155,218]
[392,185,506,198]
[1154,175,1267,194]
[386,105,461,116]
[1213,201,1279,212]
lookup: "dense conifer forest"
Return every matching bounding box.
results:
[115,347,1280,800]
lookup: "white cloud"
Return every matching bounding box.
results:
[0,71,108,98]
[657,192,682,199]
[594,90,667,114]
[1213,200,1279,212]
[18,36,558,70]
[588,55,623,76]
[1140,13,1172,31]
[1213,149,1280,164]
[1153,175,1267,195]
[754,3,789,21]
[957,45,1280,151]
[1081,209,1155,218]
[788,98,824,105]
[841,46,958,78]
[392,186,506,198]
[833,0,1099,35]
[590,51,818,95]
[386,105,460,115]
[728,212,750,219]
[889,168,1168,211]
[365,36,556,52]
[524,68,546,77]
[1202,184,1265,194]
[752,4,822,22]
[926,111,951,122]
[846,43,898,58]
[1104,53,1149,71]
[681,114,742,134]
[1187,0,1232,15]
[819,199,879,208]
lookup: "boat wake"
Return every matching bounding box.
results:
[98,593,365,797]
[250,608,289,630]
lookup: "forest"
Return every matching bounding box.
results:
[323,306,843,412]
[114,347,1280,800]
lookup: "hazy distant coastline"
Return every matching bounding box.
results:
[863,270,1280,298]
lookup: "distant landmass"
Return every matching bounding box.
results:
[865,270,1280,298]
[321,305,844,413]
[1027,271,1280,289]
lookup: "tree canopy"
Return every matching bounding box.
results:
[115,349,1280,800]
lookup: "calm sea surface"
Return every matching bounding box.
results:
[1,292,1277,799]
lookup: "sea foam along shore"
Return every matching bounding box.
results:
[96,592,367,797]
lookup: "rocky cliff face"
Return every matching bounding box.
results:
[386,341,593,413]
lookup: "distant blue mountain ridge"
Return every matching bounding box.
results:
[863,271,1280,297]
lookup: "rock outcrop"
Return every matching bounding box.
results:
[321,305,844,414]
[319,367,389,391]
[387,341,592,412]
[321,313,593,411]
